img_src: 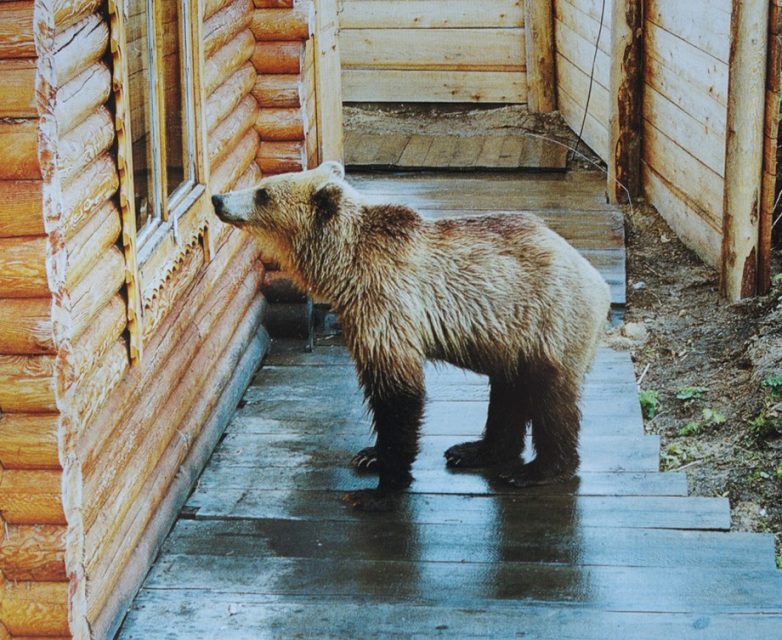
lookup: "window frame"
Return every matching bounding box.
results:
[109,0,212,363]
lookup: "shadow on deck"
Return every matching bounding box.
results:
[118,172,781,638]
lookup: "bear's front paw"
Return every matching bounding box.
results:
[350,447,379,473]
[498,460,577,487]
[444,440,519,468]
[344,489,398,512]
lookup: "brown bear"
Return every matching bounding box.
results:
[212,161,611,511]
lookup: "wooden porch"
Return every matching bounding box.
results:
[117,172,781,638]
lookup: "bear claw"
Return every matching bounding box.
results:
[350,447,379,472]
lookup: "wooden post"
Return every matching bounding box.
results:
[313,0,344,162]
[758,0,782,294]
[607,0,643,204]
[524,0,557,113]
[721,0,770,300]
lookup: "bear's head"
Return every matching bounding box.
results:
[211,161,360,299]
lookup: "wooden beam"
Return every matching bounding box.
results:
[204,28,255,96]
[721,0,770,300]
[0,413,59,470]
[53,12,109,86]
[313,0,343,162]
[64,200,121,290]
[69,246,125,342]
[203,0,253,58]
[0,580,69,636]
[0,119,39,180]
[758,1,782,293]
[54,63,112,135]
[0,59,36,118]
[607,0,643,203]
[0,235,48,298]
[252,40,303,73]
[0,468,64,524]
[0,354,56,413]
[253,73,302,107]
[61,152,118,238]
[256,107,305,141]
[0,1,34,59]
[251,6,312,41]
[211,128,260,193]
[69,294,126,386]
[524,0,557,112]
[258,140,306,174]
[0,180,43,238]
[205,62,256,134]
[0,524,66,581]
[0,298,53,354]
[208,94,260,167]
[57,106,115,186]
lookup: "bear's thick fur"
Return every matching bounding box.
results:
[212,162,611,511]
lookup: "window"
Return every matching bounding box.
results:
[126,0,198,245]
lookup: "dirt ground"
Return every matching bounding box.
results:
[345,104,782,565]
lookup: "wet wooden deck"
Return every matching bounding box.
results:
[118,173,781,638]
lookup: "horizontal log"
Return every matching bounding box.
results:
[211,128,260,193]
[0,180,43,238]
[64,199,121,290]
[0,524,66,581]
[0,118,39,179]
[204,0,253,58]
[257,140,306,174]
[208,94,259,167]
[61,152,118,237]
[55,61,112,136]
[232,160,262,190]
[0,354,56,413]
[0,1,34,59]
[0,298,53,354]
[205,62,256,134]
[69,337,129,425]
[0,235,48,298]
[69,294,125,386]
[204,0,233,21]
[54,12,109,86]
[70,245,125,342]
[256,107,305,141]
[253,73,302,107]
[0,468,64,524]
[0,580,69,636]
[254,0,293,7]
[0,59,36,117]
[251,40,303,73]
[57,105,114,185]
[85,262,264,618]
[54,0,103,31]
[251,6,311,41]
[0,413,59,469]
[204,28,255,96]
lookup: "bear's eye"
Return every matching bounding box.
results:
[254,188,269,207]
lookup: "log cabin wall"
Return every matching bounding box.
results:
[640,0,731,269]
[338,0,528,104]
[0,0,268,636]
[553,0,614,163]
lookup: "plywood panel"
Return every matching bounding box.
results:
[340,28,526,72]
[343,70,527,103]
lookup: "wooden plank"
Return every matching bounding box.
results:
[554,17,611,90]
[340,28,526,72]
[0,414,59,469]
[645,21,729,107]
[139,556,782,613]
[551,83,609,161]
[642,161,722,268]
[119,595,782,640]
[0,58,36,117]
[0,354,56,413]
[342,69,527,103]
[164,518,773,568]
[720,0,769,300]
[0,0,34,59]
[313,0,344,163]
[556,53,610,125]
[338,0,525,29]
[397,134,435,166]
[643,120,724,229]
[525,0,557,111]
[555,0,613,54]
[0,118,39,179]
[0,298,53,354]
[646,0,732,63]
[607,0,643,203]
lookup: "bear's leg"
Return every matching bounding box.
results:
[346,361,425,511]
[499,370,581,486]
[444,376,529,468]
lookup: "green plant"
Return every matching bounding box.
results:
[676,386,708,400]
[702,408,726,425]
[776,553,782,570]
[639,390,660,419]
[679,421,701,437]
[775,460,782,480]
[762,374,782,396]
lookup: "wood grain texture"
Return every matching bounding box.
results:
[69,246,125,342]
[0,354,56,413]
[0,236,47,298]
[205,62,256,134]
[0,298,53,354]
[257,140,306,174]
[338,0,525,29]
[54,62,112,135]
[69,294,126,386]
[0,180,43,238]
[61,152,118,238]
[0,59,36,117]
[0,524,66,581]
[0,1,33,58]
[0,118,39,179]
[0,413,59,469]
[57,106,115,185]
[313,0,343,163]
[0,468,64,524]
[210,128,260,193]
[525,0,557,111]
[208,94,259,166]
[251,6,312,41]
[204,28,255,96]
[646,0,731,63]
[251,40,303,73]
[0,580,69,636]
[253,73,302,107]
[64,200,121,290]
[256,107,305,141]
[53,12,109,86]
[203,0,253,58]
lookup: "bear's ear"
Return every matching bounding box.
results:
[312,183,342,223]
[254,187,269,208]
